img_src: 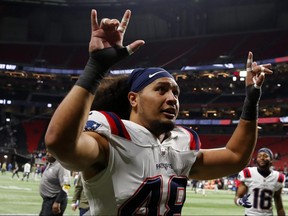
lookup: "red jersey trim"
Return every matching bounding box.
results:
[100,111,131,141]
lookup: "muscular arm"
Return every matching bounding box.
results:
[190,119,257,180]
[45,86,106,171]
[44,9,144,172]
[234,182,248,205]
[274,188,286,216]
[189,51,272,180]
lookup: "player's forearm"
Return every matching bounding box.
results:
[226,119,257,168]
[234,196,239,206]
[276,201,286,216]
[277,208,286,216]
[224,82,260,169]
[193,120,258,179]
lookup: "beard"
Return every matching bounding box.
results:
[149,119,176,136]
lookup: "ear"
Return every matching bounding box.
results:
[128,92,138,107]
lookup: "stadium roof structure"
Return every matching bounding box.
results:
[1,0,139,6]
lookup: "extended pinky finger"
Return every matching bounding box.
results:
[117,10,131,33]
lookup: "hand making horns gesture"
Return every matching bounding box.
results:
[89,9,145,55]
[245,51,273,88]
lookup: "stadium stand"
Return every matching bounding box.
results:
[1,29,288,70]
[0,0,287,161]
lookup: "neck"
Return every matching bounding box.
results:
[257,167,271,177]
[158,132,171,143]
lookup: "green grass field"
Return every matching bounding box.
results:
[0,172,287,215]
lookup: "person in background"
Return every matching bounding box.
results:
[44,8,273,215]
[7,162,12,172]
[21,162,31,181]
[191,179,198,193]
[11,161,20,180]
[1,162,7,175]
[234,177,241,193]
[72,171,80,186]
[234,148,286,216]
[39,151,71,216]
[31,163,38,181]
[71,173,90,216]
[197,180,205,196]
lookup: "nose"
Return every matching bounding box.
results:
[166,90,178,105]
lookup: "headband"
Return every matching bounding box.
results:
[128,67,174,92]
[258,148,273,160]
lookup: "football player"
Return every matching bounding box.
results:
[235,148,286,215]
[45,8,273,215]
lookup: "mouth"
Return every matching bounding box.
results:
[257,160,268,166]
[162,108,177,119]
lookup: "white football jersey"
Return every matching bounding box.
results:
[238,166,286,216]
[82,111,201,215]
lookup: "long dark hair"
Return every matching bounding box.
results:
[91,75,131,120]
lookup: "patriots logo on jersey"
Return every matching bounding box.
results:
[160,146,168,156]
[85,120,101,131]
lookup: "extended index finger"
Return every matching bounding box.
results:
[91,9,100,31]
[246,51,253,72]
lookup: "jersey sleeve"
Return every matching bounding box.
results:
[238,167,252,185]
[84,110,112,138]
[84,111,131,140]
[276,172,286,191]
[180,126,201,151]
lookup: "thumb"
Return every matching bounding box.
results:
[253,72,265,88]
[127,40,145,55]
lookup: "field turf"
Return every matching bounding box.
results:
[0,172,287,215]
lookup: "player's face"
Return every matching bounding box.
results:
[136,77,180,135]
[256,152,271,169]
[46,151,56,163]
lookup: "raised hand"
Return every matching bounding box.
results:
[89,9,144,55]
[240,52,273,120]
[245,51,273,88]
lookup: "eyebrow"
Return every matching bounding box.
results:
[156,81,180,90]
